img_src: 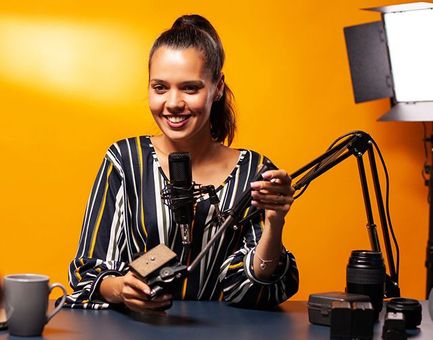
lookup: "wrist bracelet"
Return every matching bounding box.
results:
[255,252,277,270]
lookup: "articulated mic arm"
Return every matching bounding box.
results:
[290,131,400,298]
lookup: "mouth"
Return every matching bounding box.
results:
[163,114,192,128]
[164,115,191,123]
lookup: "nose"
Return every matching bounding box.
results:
[165,90,185,114]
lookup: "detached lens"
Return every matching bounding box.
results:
[346,250,385,320]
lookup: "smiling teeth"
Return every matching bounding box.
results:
[167,116,188,123]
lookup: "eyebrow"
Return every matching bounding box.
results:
[181,80,205,87]
[150,79,205,87]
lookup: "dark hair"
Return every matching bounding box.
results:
[149,14,236,145]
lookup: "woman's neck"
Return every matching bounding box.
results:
[152,134,223,166]
[150,132,239,188]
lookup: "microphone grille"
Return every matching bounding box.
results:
[168,152,192,185]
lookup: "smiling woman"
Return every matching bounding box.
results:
[148,47,219,145]
[65,14,299,312]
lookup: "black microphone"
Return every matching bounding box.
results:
[168,152,194,246]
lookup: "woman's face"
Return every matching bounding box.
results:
[148,46,221,143]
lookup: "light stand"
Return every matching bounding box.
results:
[344,2,433,298]
[425,133,433,297]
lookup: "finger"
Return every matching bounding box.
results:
[270,178,282,184]
[251,191,292,205]
[251,201,293,212]
[262,170,291,184]
[124,272,151,295]
[251,181,291,196]
[124,297,172,312]
[122,285,150,301]
[289,186,295,195]
[151,294,173,303]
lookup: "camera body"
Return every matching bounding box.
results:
[307,291,371,326]
[129,244,187,299]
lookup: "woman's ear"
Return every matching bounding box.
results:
[214,73,225,101]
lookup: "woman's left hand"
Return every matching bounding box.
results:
[250,169,295,226]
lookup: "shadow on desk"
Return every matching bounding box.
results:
[126,309,208,327]
[123,300,302,328]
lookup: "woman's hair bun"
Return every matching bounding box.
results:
[171,14,213,32]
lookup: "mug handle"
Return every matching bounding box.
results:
[46,282,67,323]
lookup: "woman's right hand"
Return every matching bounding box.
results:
[100,271,172,312]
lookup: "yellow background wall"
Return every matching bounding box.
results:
[0,0,428,300]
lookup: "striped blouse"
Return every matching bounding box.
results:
[66,136,299,309]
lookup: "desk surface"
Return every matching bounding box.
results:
[1,300,432,339]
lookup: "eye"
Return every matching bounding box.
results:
[183,85,199,94]
[152,84,167,94]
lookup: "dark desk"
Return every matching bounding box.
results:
[1,301,432,339]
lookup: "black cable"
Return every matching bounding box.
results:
[326,130,364,149]
[293,131,361,199]
[237,208,262,226]
[370,138,400,280]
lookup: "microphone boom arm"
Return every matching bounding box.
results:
[290,131,399,297]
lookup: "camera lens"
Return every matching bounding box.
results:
[346,250,385,320]
[386,298,422,329]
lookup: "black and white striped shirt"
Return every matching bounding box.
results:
[66,136,299,309]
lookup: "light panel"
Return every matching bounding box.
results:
[384,9,433,102]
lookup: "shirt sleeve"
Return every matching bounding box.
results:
[64,147,132,309]
[219,208,299,309]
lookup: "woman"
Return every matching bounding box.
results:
[66,14,299,311]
